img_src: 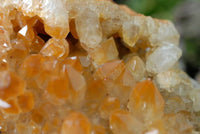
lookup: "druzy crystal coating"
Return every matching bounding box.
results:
[0,0,199,133]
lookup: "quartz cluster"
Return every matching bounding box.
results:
[0,0,199,133]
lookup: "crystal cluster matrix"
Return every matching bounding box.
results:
[0,0,199,134]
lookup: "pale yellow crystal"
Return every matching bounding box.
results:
[40,38,69,59]
[126,55,145,81]
[89,37,118,66]
[76,8,102,49]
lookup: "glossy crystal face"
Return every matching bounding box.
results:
[0,0,199,133]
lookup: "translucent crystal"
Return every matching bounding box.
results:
[163,113,193,134]
[118,68,136,88]
[30,36,45,53]
[189,89,200,111]
[0,57,9,71]
[126,56,145,81]
[0,99,10,108]
[17,92,34,113]
[64,65,86,106]
[75,8,102,49]
[18,25,35,42]
[61,56,83,73]
[89,37,118,66]
[0,0,199,133]
[109,110,143,134]
[8,37,29,70]
[3,99,20,114]
[5,0,70,39]
[40,38,69,59]
[0,26,11,54]
[149,20,180,47]
[85,79,106,105]
[61,112,91,134]
[95,60,125,80]
[99,96,120,119]
[36,56,60,89]
[155,69,181,90]
[19,54,43,78]
[0,71,24,100]
[146,43,182,74]
[128,80,165,119]
[165,96,192,113]
[0,70,10,89]
[121,20,140,47]
[46,76,69,100]
[91,125,106,134]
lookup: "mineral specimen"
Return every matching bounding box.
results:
[0,0,199,133]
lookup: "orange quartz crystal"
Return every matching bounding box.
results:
[17,92,34,113]
[128,80,165,116]
[3,99,20,114]
[99,96,120,118]
[110,110,144,134]
[61,112,91,134]
[40,38,69,59]
[0,71,24,100]
[91,125,106,134]
[0,0,199,134]
[61,56,83,73]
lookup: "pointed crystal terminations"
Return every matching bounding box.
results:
[76,8,102,49]
[128,80,165,114]
[0,0,199,133]
[89,37,119,66]
[40,38,69,59]
[146,43,182,74]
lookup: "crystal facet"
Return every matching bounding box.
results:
[0,0,198,133]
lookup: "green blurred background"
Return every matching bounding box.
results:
[115,0,182,20]
[114,0,200,81]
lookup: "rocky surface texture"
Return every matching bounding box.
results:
[0,0,199,133]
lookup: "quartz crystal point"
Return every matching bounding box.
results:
[126,56,145,81]
[64,65,87,106]
[89,37,119,66]
[128,80,165,113]
[95,60,125,80]
[75,8,102,49]
[121,20,140,47]
[0,0,199,133]
[109,110,144,134]
[40,38,69,59]
[146,43,182,74]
